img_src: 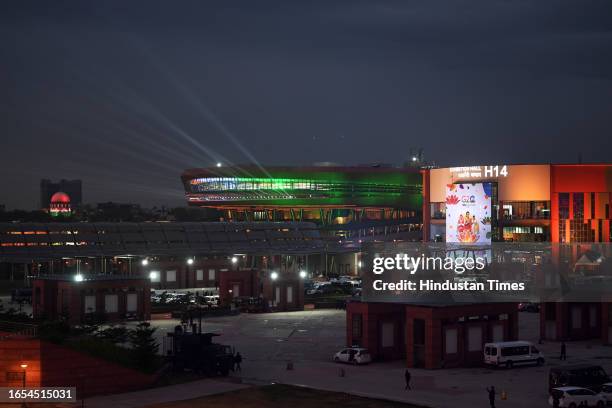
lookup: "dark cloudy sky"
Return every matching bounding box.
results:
[2,0,612,209]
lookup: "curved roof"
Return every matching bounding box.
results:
[50,192,71,204]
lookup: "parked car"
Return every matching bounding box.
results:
[550,365,611,394]
[484,341,544,368]
[599,383,612,406]
[548,386,605,407]
[518,302,540,312]
[333,347,372,365]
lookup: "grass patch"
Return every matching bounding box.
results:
[145,384,427,408]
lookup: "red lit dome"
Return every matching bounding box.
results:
[50,192,71,204]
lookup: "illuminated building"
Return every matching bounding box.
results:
[40,179,82,210]
[48,192,71,217]
[348,163,612,368]
[181,165,424,242]
[423,164,612,243]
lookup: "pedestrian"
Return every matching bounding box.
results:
[486,386,496,408]
[404,369,411,390]
[552,392,560,408]
[560,341,567,361]
[234,352,242,372]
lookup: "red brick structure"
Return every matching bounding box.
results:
[0,337,155,397]
[33,276,150,324]
[346,301,518,368]
[218,268,305,312]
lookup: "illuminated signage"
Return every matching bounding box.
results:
[445,183,492,244]
[449,165,508,179]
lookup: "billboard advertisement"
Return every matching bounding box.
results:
[445,183,492,243]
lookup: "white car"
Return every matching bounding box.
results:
[599,383,612,406]
[333,347,372,365]
[549,387,605,407]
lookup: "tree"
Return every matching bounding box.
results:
[129,322,159,370]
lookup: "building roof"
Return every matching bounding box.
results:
[0,221,326,262]
[50,192,70,204]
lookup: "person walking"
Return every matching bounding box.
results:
[234,352,242,372]
[552,392,560,408]
[486,386,496,408]
[560,341,567,361]
[404,369,411,390]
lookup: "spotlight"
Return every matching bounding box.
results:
[74,274,84,282]
[299,270,307,279]
[270,271,279,280]
[141,259,149,266]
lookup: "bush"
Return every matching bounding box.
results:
[129,322,160,372]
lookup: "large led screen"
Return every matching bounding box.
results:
[445,183,492,243]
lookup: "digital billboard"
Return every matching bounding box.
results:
[445,183,492,243]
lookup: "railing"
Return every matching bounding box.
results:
[0,320,38,338]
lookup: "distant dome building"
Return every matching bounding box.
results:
[49,192,71,216]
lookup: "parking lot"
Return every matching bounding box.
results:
[149,309,612,408]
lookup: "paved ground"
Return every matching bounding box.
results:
[137,310,612,408]
[85,378,249,408]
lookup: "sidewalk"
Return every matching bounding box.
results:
[84,378,250,408]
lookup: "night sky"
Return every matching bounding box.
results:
[2,0,612,209]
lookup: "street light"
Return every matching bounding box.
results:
[358,261,363,268]
[299,270,307,279]
[149,271,159,281]
[74,274,84,282]
[20,364,27,387]
[270,271,279,281]
[187,258,194,265]
[231,256,238,264]
[216,162,222,168]
[141,259,149,266]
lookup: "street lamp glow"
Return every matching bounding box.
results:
[412,156,418,162]
[187,258,194,265]
[74,274,84,282]
[358,261,363,268]
[270,271,279,280]
[149,271,159,281]
[231,256,238,264]
[299,270,307,279]
[20,364,27,369]
[216,162,222,167]
[141,259,149,266]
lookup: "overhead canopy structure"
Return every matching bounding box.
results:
[0,222,327,262]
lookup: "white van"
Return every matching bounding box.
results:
[484,341,544,368]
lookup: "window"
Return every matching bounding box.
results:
[196,269,203,281]
[467,326,482,352]
[208,269,216,281]
[104,294,118,313]
[166,270,176,282]
[84,295,96,313]
[445,328,458,354]
[274,287,280,303]
[381,322,394,348]
[286,286,293,303]
[127,293,137,312]
[571,306,582,329]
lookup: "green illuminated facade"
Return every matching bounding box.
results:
[181,166,423,239]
